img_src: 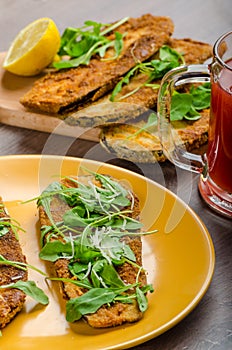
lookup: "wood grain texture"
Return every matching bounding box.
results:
[0,53,99,140]
[0,0,231,349]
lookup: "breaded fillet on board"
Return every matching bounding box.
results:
[20,14,174,114]
[0,198,28,329]
[64,37,212,127]
[38,175,148,328]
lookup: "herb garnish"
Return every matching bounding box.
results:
[0,205,25,239]
[0,273,49,337]
[0,203,49,309]
[110,45,185,101]
[65,283,154,322]
[36,170,156,320]
[122,82,211,141]
[0,254,46,275]
[125,112,158,140]
[53,17,129,69]
[0,254,49,305]
[0,280,49,305]
[170,83,211,121]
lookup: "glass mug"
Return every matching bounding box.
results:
[157,31,232,218]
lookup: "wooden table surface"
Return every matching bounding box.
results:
[0,1,231,349]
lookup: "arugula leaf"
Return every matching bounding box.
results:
[0,254,28,271]
[48,276,93,290]
[69,261,89,276]
[0,281,49,305]
[38,182,65,237]
[136,286,148,312]
[63,208,91,227]
[184,105,201,121]
[190,83,211,110]
[58,173,131,217]
[39,240,74,261]
[110,64,140,101]
[105,216,143,230]
[90,259,106,288]
[171,93,193,121]
[53,17,129,69]
[0,254,47,276]
[0,224,9,237]
[110,45,185,101]
[126,112,158,140]
[66,288,117,322]
[0,208,25,239]
[159,45,184,63]
[170,83,211,121]
[97,232,136,263]
[77,245,102,264]
[65,282,154,321]
[94,172,129,198]
[96,32,125,60]
[112,31,124,58]
[101,263,125,288]
[50,274,153,321]
[89,259,124,288]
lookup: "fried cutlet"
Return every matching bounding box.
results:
[38,175,147,328]
[20,14,174,114]
[0,198,28,329]
[100,109,210,163]
[64,38,212,127]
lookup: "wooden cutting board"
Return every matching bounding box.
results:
[0,52,99,141]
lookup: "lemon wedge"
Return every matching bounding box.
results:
[3,17,60,76]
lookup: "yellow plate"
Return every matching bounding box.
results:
[0,155,215,349]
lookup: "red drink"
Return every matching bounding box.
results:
[158,31,232,216]
[207,58,232,194]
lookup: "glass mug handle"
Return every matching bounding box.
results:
[157,64,210,173]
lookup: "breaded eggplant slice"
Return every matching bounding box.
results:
[20,14,174,114]
[64,38,212,127]
[100,109,209,163]
[0,198,28,329]
[38,175,147,328]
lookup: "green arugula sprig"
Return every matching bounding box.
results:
[65,282,154,322]
[35,170,156,320]
[0,204,49,310]
[53,17,129,69]
[0,218,24,239]
[126,112,158,140]
[0,206,25,239]
[0,254,49,305]
[110,45,185,101]
[36,173,136,239]
[171,83,211,121]
[0,281,49,305]
[0,276,49,337]
[0,254,47,275]
[47,275,153,321]
[123,83,211,142]
[0,256,48,337]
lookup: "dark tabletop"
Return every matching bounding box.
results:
[0,1,232,349]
